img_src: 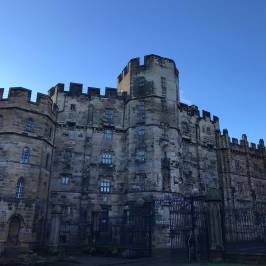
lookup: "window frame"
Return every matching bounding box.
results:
[161,77,167,98]
[16,177,25,199]
[61,176,70,185]
[104,129,113,140]
[105,109,113,122]
[70,104,76,111]
[25,117,33,132]
[137,102,145,121]
[21,147,30,164]
[102,152,112,165]
[100,179,111,193]
[136,150,145,162]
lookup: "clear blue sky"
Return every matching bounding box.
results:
[0,0,265,144]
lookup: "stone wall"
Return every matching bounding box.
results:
[0,55,265,255]
[0,88,56,253]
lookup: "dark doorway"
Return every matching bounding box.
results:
[91,202,153,258]
[7,216,22,246]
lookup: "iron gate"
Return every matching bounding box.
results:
[224,205,266,254]
[169,196,209,261]
[121,202,153,257]
[91,202,153,258]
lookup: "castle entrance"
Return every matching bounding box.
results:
[169,196,209,262]
[7,216,22,246]
[91,202,153,258]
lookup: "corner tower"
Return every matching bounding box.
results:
[0,88,56,253]
[117,54,180,103]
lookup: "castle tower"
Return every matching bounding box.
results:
[118,54,179,102]
[0,88,56,253]
[118,55,182,248]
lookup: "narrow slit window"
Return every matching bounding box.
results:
[105,109,113,121]
[25,117,33,132]
[161,77,167,98]
[21,147,30,164]
[16,177,24,199]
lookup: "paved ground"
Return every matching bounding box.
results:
[225,243,266,255]
[0,254,264,266]
[48,256,263,266]
[50,255,190,266]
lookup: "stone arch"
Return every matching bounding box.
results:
[7,214,24,246]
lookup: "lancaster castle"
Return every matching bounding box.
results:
[0,55,265,258]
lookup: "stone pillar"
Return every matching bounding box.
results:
[206,195,224,260]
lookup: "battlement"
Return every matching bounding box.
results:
[0,87,56,115]
[48,82,128,100]
[220,129,265,154]
[117,54,179,83]
[179,102,220,125]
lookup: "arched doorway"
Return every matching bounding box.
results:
[7,216,22,246]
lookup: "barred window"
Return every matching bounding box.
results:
[102,153,112,165]
[16,177,24,199]
[21,147,30,164]
[25,117,33,132]
[100,179,111,193]
[61,176,70,185]
[136,150,145,162]
[161,77,167,97]
[105,109,113,121]
[104,129,113,140]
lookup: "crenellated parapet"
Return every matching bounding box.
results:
[48,82,128,100]
[117,54,179,83]
[179,102,220,126]
[0,87,56,118]
[219,129,265,155]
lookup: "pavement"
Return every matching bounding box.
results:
[50,255,185,266]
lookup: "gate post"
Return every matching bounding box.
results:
[206,193,224,260]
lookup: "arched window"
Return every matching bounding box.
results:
[25,117,33,132]
[16,178,24,199]
[21,147,30,164]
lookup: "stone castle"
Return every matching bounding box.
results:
[0,54,265,256]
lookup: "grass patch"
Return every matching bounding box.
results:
[171,263,260,266]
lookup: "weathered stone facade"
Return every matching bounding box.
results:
[0,88,56,253]
[0,54,265,255]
